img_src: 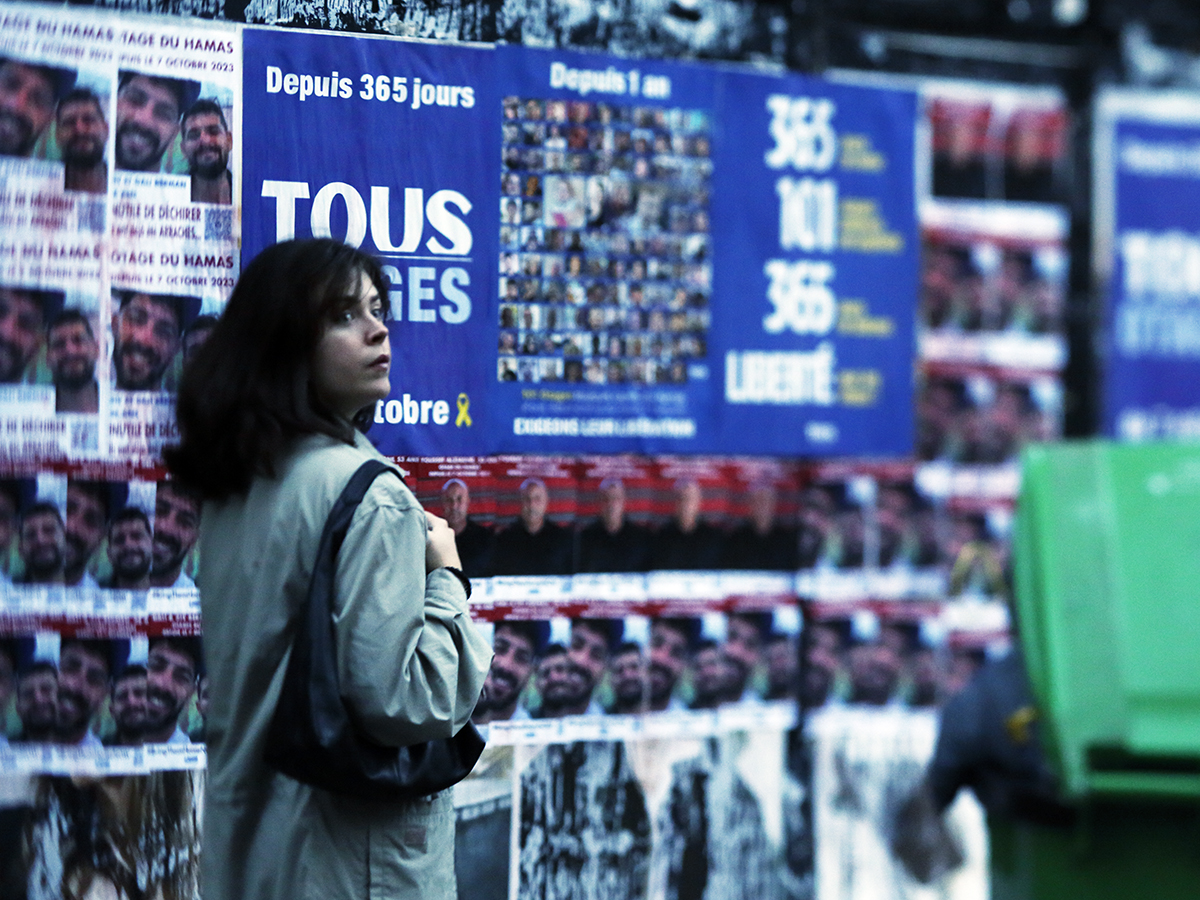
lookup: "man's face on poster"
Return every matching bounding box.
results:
[724,616,764,693]
[692,644,729,705]
[849,641,902,705]
[536,652,573,712]
[766,636,798,698]
[648,622,689,706]
[145,642,196,736]
[47,318,98,391]
[56,96,108,168]
[484,625,535,716]
[110,670,147,737]
[802,624,842,707]
[108,516,153,582]
[0,289,43,383]
[17,668,57,734]
[599,479,625,529]
[519,480,548,533]
[180,110,231,178]
[0,62,57,157]
[112,294,181,391]
[674,479,701,531]
[610,648,645,709]
[567,623,608,705]
[152,484,200,577]
[19,510,65,580]
[440,482,470,534]
[748,484,777,533]
[115,75,180,172]
[64,484,107,576]
[57,643,109,737]
[182,321,214,362]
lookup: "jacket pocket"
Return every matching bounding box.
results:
[367,792,457,900]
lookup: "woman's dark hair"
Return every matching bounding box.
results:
[164,238,387,501]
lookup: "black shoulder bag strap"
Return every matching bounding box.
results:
[263,459,485,801]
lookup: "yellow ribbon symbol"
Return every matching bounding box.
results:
[456,393,472,427]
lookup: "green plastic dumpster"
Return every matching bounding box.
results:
[1001,440,1200,899]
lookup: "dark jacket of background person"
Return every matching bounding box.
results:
[927,649,1071,824]
[199,433,492,900]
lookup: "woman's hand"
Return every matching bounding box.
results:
[425,512,463,573]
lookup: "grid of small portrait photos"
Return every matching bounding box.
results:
[498,95,713,386]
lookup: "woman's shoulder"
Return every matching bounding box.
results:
[281,433,418,513]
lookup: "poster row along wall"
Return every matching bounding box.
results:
[0,2,918,462]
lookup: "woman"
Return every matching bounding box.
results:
[165,238,492,900]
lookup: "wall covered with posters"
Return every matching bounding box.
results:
[0,2,1080,898]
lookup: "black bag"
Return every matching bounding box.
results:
[263,459,485,802]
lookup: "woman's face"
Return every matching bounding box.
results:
[311,272,390,421]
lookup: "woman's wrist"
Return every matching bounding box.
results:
[440,566,471,600]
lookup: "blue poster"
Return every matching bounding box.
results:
[1099,91,1200,441]
[489,47,917,455]
[709,71,918,456]
[241,28,499,456]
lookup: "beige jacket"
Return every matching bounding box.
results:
[198,432,492,900]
